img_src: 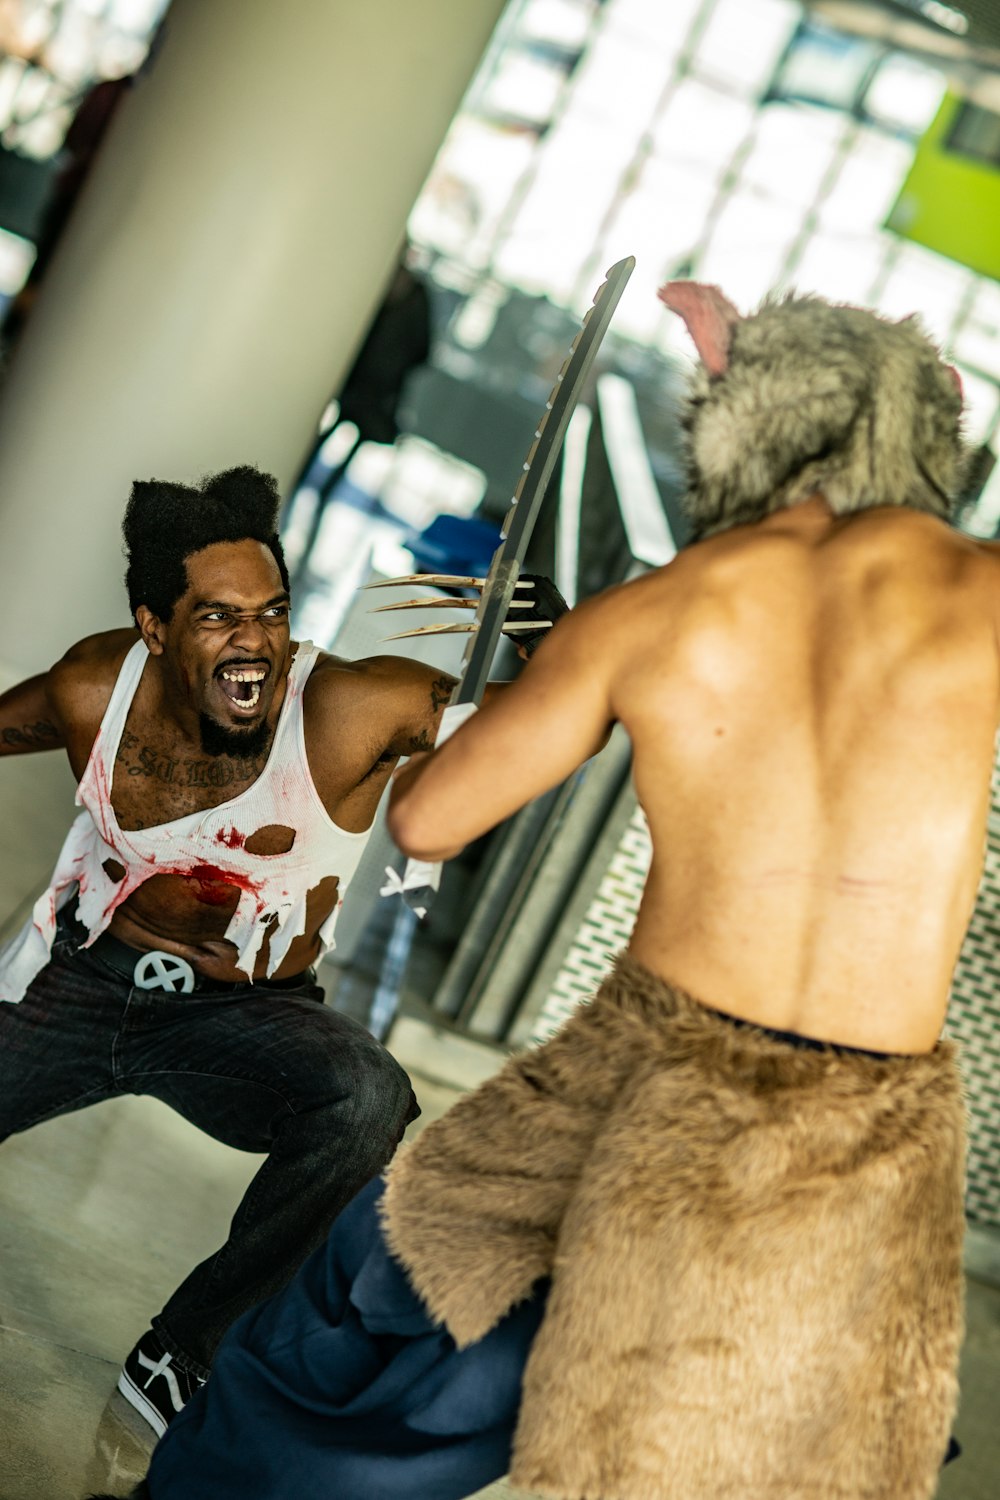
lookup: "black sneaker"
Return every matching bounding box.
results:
[117,1330,205,1437]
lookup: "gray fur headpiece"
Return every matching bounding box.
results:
[660,283,967,541]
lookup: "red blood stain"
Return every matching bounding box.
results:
[191,864,257,906]
[216,827,246,849]
[88,750,115,833]
[152,862,262,907]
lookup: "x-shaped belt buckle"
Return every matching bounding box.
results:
[132,951,196,994]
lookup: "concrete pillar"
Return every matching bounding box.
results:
[0,0,506,910]
[0,0,507,673]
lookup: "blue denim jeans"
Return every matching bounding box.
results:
[0,919,418,1376]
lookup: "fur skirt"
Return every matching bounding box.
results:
[383,953,967,1500]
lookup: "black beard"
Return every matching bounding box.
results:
[198,712,271,760]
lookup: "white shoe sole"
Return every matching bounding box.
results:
[117,1369,169,1439]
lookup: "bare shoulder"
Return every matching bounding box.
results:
[972,535,1000,574]
[559,568,683,635]
[968,535,1000,625]
[47,628,138,727]
[51,627,138,674]
[304,649,452,700]
[596,554,707,633]
[302,649,454,726]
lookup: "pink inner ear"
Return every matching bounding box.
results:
[945,363,963,401]
[658,281,741,375]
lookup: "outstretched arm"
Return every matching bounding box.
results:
[388,592,617,861]
[0,673,65,755]
[0,631,135,766]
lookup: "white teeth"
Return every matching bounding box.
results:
[221,668,266,683]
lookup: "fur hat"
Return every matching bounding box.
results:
[660,283,968,541]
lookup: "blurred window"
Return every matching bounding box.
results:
[766,21,880,112]
[406,0,998,497]
[945,100,1000,166]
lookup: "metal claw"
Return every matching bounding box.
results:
[381,622,479,640]
[382,621,552,643]
[362,573,534,592]
[370,597,534,614]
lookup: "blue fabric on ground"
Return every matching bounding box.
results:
[146,1178,548,1500]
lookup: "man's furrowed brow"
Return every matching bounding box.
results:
[194,592,291,612]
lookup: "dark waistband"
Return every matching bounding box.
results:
[59,908,314,994]
[703,1003,894,1060]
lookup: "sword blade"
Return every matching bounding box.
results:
[389,255,633,916]
[450,255,634,708]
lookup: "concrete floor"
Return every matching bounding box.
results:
[0,1051,530,1500]
[0,1038,997,1499]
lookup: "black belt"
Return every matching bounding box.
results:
[705,1004,894,1061]
[62,911,313,995]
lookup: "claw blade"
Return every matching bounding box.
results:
[362,573,534,592]
[371,597,533,614]
[381,622,479,641]
[381,620,552,642]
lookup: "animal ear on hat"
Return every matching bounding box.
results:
[658,281,741,376]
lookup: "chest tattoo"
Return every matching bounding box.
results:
[115,730,267,791]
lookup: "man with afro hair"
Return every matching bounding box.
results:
[0,463,552,1440]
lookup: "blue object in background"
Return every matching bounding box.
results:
[406,513,502,578]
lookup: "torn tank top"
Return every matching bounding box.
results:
[0,639,371,1003]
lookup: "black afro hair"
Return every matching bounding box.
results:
[122,465,290,622]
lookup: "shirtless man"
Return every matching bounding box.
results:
[117,288,978,1500]
[0,463,521,1438]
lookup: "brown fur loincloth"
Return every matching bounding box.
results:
[383,953,966,1500]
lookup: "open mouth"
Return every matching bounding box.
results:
[216,662,269,716]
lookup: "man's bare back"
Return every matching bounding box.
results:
[391,499,1000,1055]
[624,498,1000,1052]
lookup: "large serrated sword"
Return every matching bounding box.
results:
[381,255,634,915]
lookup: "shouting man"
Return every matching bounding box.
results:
[0,464,503,1437]
[124,286,984,1500]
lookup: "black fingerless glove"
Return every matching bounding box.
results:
[514,574,570,658]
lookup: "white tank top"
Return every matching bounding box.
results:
[0,639,371,1003]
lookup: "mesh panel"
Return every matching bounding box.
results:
[946,751,1000,1227]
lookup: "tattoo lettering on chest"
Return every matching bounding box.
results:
[116,730,266,789]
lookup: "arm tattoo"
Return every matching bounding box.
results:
[381,672,456,765]
[1,719,60,749]
[429,675,454,714]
